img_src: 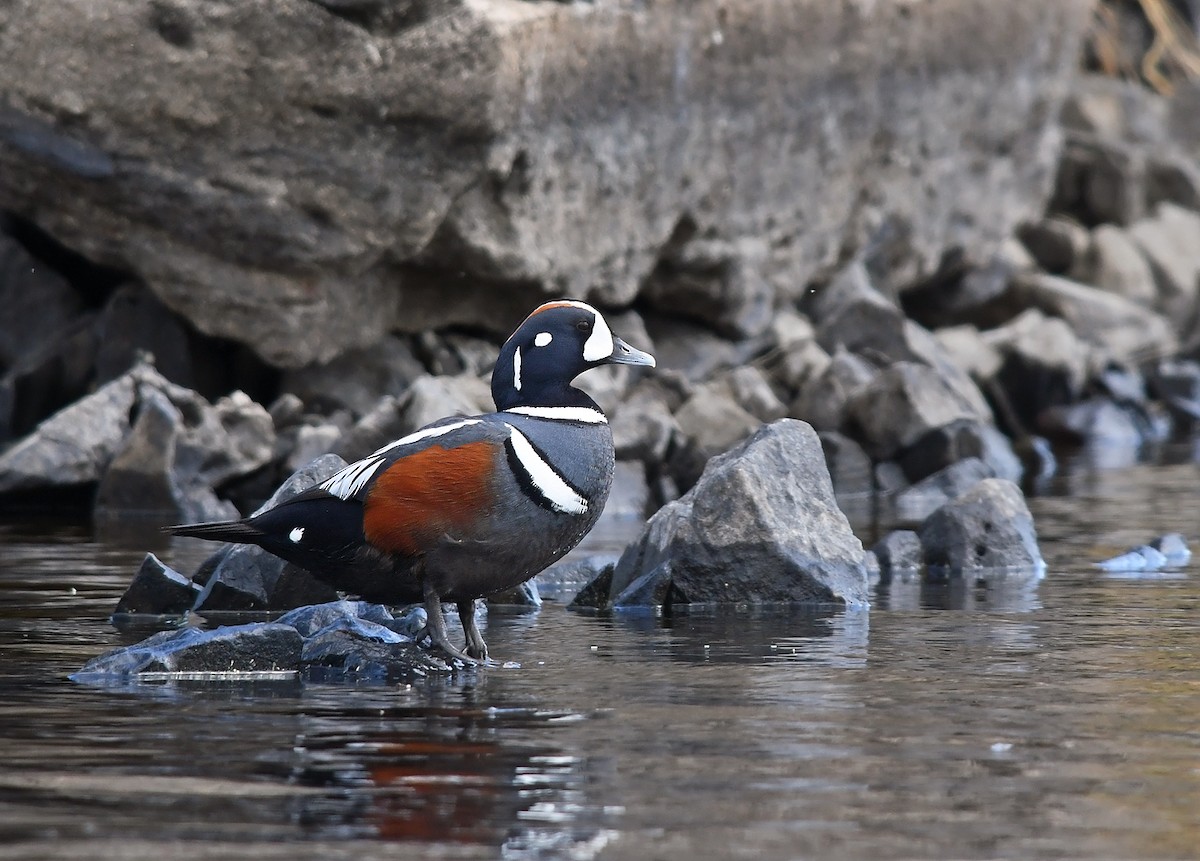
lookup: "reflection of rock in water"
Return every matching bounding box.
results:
[284,704,614,857]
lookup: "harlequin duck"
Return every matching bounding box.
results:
[169,300,655,663]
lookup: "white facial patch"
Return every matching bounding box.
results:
[534,331,553,347]
[289,527,305,544]
[504,425,588,515]
[513,346,522,391]
[582,309,614,362]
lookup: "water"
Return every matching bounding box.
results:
[2,462,1200,860]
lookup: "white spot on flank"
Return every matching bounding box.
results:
[534,331,553,347]
[513,346,522,391]
[504,425,588,515]
[289,527,305,543]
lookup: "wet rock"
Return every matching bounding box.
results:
[275,600,399,638]
[192,545,284,613]
[95,387,237,522]
[893,457,995,523]
[918,478,1044,576]
[898,419,1023,485]
[72,623,303,678]
[1012,272,1176,365]
[1017,216,1089,275]
[1082,224,1158,307]
[818,431,873,497]
[791,347,877,432]
[1096,544,1169,573]
[568,564,615,611]
[280,335,426,416]
[488,579,542,607]
[1128,203,1200,325]
[985,309,1090,431]
[539,554,617,602]
[610,419,869,608]
[844,362,986,461]
[0,367,137,495]
[269,563,340,609]
[113,553,202,616]
[300,617,451,678]
[1151,533,1191,565]
[872,530,924,579]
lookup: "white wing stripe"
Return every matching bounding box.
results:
[319,419,483,500]
[373,419,481,456]
[321,455,384,500]
[504,406,607,424]
[504,425,588,515]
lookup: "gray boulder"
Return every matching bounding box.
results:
[984,309,1090,430]
[280,335,426,416]
[1128,203,1200,327]
[609,419,869,608]
[1083,224,1158,307]
[72,623,303,678]
[898,419,1022,484]
[918,478,1044,576]
[844,362,986,461]
[791,346,877,432]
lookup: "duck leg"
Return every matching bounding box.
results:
[419,578,477,664]
[458,599,490,662]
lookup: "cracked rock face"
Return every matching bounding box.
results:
[0,0,1091,367]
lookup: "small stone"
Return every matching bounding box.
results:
[1083,224,1157,307]
[893,457,995,524]
[791,346,877,432]
[872,530,924,578]
[1017,216,1089,274]
[488,579,542,607]
[113,553,201,615]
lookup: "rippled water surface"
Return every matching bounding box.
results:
[3,462,1200,860]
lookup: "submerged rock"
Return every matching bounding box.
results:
[72,623,303,678]
[872,530,924,579]
[919,478,1044,576]
[301,617,452,679]
[606,419,869,609]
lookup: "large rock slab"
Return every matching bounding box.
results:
[0,0,1092,366]
[608,419,869,608]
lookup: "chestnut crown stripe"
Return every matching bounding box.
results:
[319,419,482,500]
[526,299,614,363]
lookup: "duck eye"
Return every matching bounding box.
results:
[575,320,591,332]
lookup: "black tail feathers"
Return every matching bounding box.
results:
[165,520,264,544]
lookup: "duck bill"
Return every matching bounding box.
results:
[606,336,656,368]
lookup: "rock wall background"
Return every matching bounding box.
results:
[7,0,1200,583]
[1,0,1087,367]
